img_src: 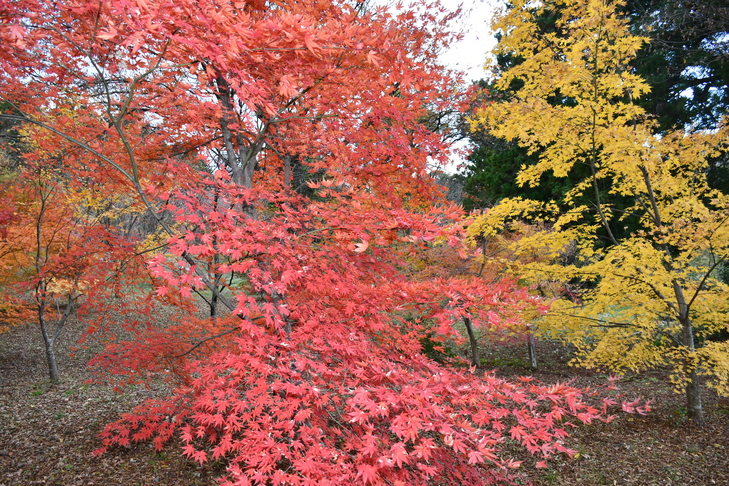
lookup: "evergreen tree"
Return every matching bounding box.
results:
[462,0,729,206]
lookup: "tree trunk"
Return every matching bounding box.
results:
[210,248,221,319]
[685,366,704,424]
[284,155,292,188]
[675,282,704,423]
[527,331,538,370]
[241,146,257,189]
[38,306,60,383]
[680,314,703,423]
[210,289,219,318]
[37,290,76,384]
[43,337,60,383]
[644,168,705,423]
[463,316,480,367]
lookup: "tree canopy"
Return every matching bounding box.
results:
[462,0,729,209]
[469,0,729,423]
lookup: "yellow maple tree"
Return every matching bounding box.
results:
[468,0,729,422]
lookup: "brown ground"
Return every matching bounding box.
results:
[1,318,728,486]
[481,342,729,485]
[0,314,224,486]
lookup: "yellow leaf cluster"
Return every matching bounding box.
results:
[468,0,729,397]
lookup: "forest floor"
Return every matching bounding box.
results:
[1,315,728,486]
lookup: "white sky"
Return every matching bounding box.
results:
[376,0,499,172]
[438,0,498,83]
[435,0,499,172]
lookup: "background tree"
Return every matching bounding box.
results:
[469,0,729,423]
[0,119,150,381]
[622,0,729,133]
[460,78,581,212]
[462,0,729,209]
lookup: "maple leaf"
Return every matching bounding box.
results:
[8,23,25,44]
[97,25,118,41]
[390,442,408,468]
[278,75,299,99]
[356,464,378,485]
[360,434,379,457]
[366,50,381,67]
[348,408,369,424]
[467,450,485,465]
[353,240,369,253]
[303,32,320,56]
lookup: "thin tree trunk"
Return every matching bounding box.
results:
[675,281,704,423]
[527,331,538,370]
[35,189,60,383]
[210,286,219,318]
[284,155,292,188]
[44,341,60,382]
[463,316,480,368]
[642,169,704,423]
[242,146,257,189]
[209,191,224,319]
[38,304,60,383]
[37,289,76,383]
[215,74,243,186]
[679,311,704,423]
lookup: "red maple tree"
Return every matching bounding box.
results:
[0,0,646,483]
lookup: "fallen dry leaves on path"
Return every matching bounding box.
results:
[1,318,728,485]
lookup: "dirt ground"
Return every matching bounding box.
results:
[1,317,728,486]
[482,342,729,485]
[0,314,225,486]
